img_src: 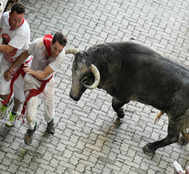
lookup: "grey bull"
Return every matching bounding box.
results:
[66,41,189,156]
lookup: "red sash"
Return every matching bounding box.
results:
[43,34,53,57]
[19,75,53,120]
[1,57,32,106]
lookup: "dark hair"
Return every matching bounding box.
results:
[11,3,25,14]
[52,32,67,46]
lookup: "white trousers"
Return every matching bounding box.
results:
[0,55,25,102]
[24,74,54,130]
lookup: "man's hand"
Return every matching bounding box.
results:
[4,68,14,81]
[23,67,33,75]
[24,65,53,80]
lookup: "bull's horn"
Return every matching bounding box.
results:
[65,49,79,55]
[84,64,100,89]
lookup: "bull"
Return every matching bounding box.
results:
[66,41,189,156]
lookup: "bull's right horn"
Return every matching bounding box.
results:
[65,49,79,55]
[83,64,100,89]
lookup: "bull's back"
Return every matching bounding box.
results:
[109,42,189,111]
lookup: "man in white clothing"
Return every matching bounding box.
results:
[0,3,30,126]
[5,32,67,144]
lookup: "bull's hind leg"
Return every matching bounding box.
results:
[112,98,127,119]
[143,120,180,156]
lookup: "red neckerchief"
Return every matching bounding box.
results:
[9,16,25,31]
[43,34,53,57]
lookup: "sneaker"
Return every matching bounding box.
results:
[24,123,37,145]
[5,112,17,127]
[0,103,8,119]
[46,119,55,135]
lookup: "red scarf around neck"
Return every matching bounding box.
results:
[43,34,53,57]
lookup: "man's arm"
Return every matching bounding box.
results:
[0,44,16,54]
[4,50,30,81]
[24,65,54,81]
[10,50,30,70]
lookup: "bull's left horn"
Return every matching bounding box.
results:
[65,49,79,55]
[84,64,100,89]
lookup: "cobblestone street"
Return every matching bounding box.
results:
[0,0,189,173]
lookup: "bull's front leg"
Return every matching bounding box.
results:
[112,98,127,119]
[143,120,179,156]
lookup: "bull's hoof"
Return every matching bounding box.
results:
[117,109,125,119]
[178,136,189,146]
[113,118,122,128]
[143,144,155,156]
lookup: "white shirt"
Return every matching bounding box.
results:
[28,37,65,80]
[0,11,30,62]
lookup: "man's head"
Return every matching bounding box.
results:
[9,3,25,30]
[51,32,67,57]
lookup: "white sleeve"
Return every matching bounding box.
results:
[8,33,27,49]
[49,50,65,72]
